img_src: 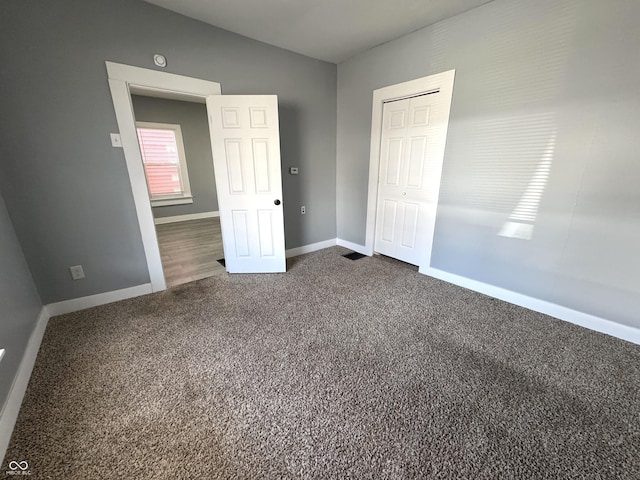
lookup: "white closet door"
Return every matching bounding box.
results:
[375,92,448,266]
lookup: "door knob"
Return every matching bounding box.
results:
[402,192,407,196]
[274,199,281,205]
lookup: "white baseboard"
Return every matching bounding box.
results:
[45,284,153,317]
[286,238,337,258]
[420,266,640,345]
[336,238,369,255]
[0,307,50,464]
[154,211,219,225]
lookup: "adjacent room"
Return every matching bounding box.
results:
[131,92,226,286]
[1,0,639,478]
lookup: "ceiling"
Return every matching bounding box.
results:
[143,0,494,64]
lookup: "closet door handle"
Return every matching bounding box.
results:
[274,199,281,205]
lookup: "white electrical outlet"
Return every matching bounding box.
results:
[301,206,306,214]
[69,265,85,280]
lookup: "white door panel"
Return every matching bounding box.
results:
[207,95,285,273]
[374,93,449,265]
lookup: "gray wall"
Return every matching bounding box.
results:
[131,95,219,218]
[0,0,337,304]
[336,0,640,329]
[0,189,42,417]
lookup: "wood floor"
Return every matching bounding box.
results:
[155,218,226,287]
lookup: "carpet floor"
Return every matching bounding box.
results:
[5,247,640,479]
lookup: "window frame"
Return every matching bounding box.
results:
[135,121,193,207]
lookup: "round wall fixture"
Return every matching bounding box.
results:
[153,54,167,67]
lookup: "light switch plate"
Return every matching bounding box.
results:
[0,349,5,363]
[110,133,122,148]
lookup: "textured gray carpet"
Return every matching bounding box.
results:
[5,247,640,479]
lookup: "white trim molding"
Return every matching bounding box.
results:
[284,238,370,258]
[364,70,456,264]
[107,63,221,100]
[46,284,153,317]
[420,266,640,345]
[151,197,194,207]
[154,211,220,225]
[285,238,337,258]
[336,238,368,255]
[106,61,221,293]
[0,307,50,463]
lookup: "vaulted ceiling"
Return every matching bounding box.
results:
[143,0,494,63]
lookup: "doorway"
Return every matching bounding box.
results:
[364,70,456,270]
[106,62,287,291]
[130,93,225,287]
[106,62,222,292]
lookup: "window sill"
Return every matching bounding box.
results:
[151,196,193,207]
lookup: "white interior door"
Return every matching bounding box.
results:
[207,95,286,273]
[374,92,448,266]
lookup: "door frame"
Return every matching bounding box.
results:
[106,61,221,292]
[364,69,456,269]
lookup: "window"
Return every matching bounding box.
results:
[136,122,193,207]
